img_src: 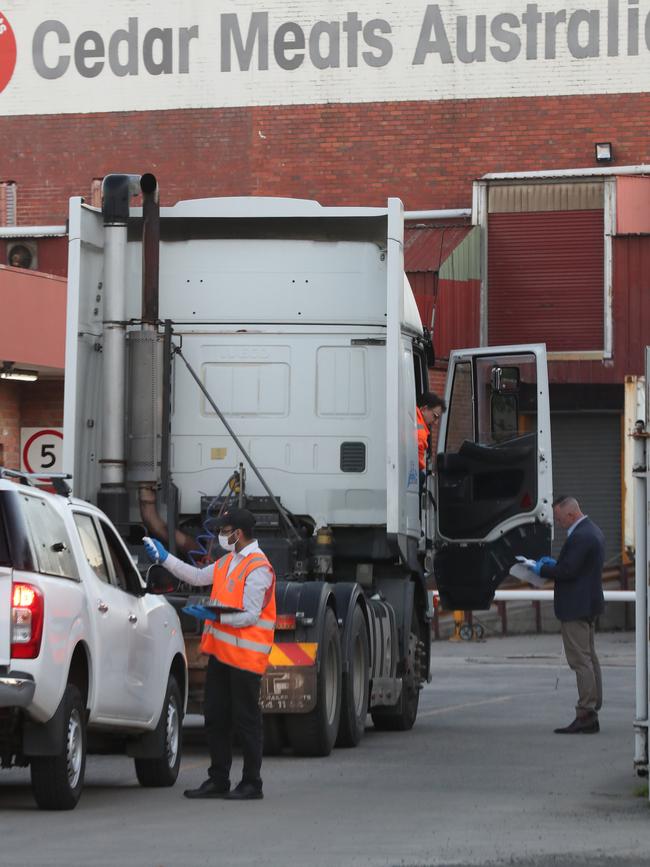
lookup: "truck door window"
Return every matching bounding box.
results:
[20,494,77,579]
[98,521,143,595]
[74,513,110,584]
[444,362,473,453]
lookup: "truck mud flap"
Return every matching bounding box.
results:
[262,643,318,713]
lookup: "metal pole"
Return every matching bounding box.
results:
[632,352,649,778]
[431,589,635,603]
[174,345,301,542]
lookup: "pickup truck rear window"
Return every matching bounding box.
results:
[20,493,78,579]
[0,504,10,566]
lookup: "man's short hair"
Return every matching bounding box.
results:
[215,507,256,536]
[418,391,446,411]
[553,494,580,511]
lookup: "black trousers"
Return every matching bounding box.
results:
[203,654,263,789]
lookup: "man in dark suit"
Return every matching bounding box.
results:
[533,495,605,734]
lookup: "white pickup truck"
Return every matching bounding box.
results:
[0,474,187,810]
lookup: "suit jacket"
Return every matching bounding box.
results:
[540,517,605,622]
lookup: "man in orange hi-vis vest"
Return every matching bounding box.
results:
[143,507,275,801]
[416,391,446,491]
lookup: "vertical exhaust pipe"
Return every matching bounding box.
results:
[99,173,140,525]
[140,173,159,327]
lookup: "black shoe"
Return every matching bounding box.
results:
[225,781,263,800]
[554,713,599,735]
[183,779,231,799]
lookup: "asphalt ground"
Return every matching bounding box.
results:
[0,632,648,867]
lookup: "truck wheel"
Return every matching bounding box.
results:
[336,605,369,748]
[286,607,342,756]
[371,609,424,733]
[135,676,183,787]
[30,684,86,811]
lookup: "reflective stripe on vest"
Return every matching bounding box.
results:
[199,549,277,674]
[203,621,273,655]
[416,406,429,471]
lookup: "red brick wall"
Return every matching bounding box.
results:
[0,382,21,468]
[1,92,649,224]
[0,380,64,470]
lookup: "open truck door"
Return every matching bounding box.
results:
[434,344,552,610]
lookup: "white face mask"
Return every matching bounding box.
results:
[218,531,238,552]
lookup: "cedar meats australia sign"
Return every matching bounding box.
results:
[0,1,648,114]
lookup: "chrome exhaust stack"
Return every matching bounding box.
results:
[98,173,141,525]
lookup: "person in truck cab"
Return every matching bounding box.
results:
[417,391,446,489]
[143,508,276,800]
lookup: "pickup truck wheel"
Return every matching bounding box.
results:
[135,676,183,787]
[286,608,342,757]
[30,684,86,811]
[336,605,369,748]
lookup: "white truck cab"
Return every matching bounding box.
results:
[0,474,187,809]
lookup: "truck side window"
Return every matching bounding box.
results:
[98,521,143,595]
[74,513,110,584]
[20,494,77,579]
[445,362,473,453]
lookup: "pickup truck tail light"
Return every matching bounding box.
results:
[11,582,44,659]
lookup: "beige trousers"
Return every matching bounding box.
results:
[560,620,603,713]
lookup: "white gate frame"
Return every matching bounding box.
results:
[632,347,650,784]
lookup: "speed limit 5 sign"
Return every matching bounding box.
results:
[20,428,64,474]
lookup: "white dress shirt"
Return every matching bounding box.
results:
[163,540,274,627]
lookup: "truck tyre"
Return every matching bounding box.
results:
[30,684,86,811]
[286,608,342,756]
[371,608,424,733]
[336,605,369,748]
[135,676,183,787]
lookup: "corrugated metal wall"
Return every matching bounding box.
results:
[434,227,481,358]
[550,413,622,564]
[488,210,605,351]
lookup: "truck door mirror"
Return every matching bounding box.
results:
[491,365,520,394]
[145,564,179,595]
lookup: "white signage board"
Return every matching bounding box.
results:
[20,427,64,475]
[0,1,649,116]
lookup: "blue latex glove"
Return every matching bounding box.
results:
[182,605,219,622]
[142,536,169,564]
[533,556,557,575]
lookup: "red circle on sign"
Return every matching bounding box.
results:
[0,12,17,95]
[23,429,64,474]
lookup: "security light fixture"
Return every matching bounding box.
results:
[0,361,38,382]
[595,142,613,163]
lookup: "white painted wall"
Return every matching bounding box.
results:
[2,1,649,115]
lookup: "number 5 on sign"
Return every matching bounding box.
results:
[20,428,64,474]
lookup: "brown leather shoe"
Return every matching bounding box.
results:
[554,713,599,734]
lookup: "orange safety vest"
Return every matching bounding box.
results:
[200,550,276,675]
[416,406,430,471]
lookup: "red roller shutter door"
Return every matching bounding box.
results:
[488,210,604,352]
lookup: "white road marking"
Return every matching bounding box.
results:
[418,694,516,718]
